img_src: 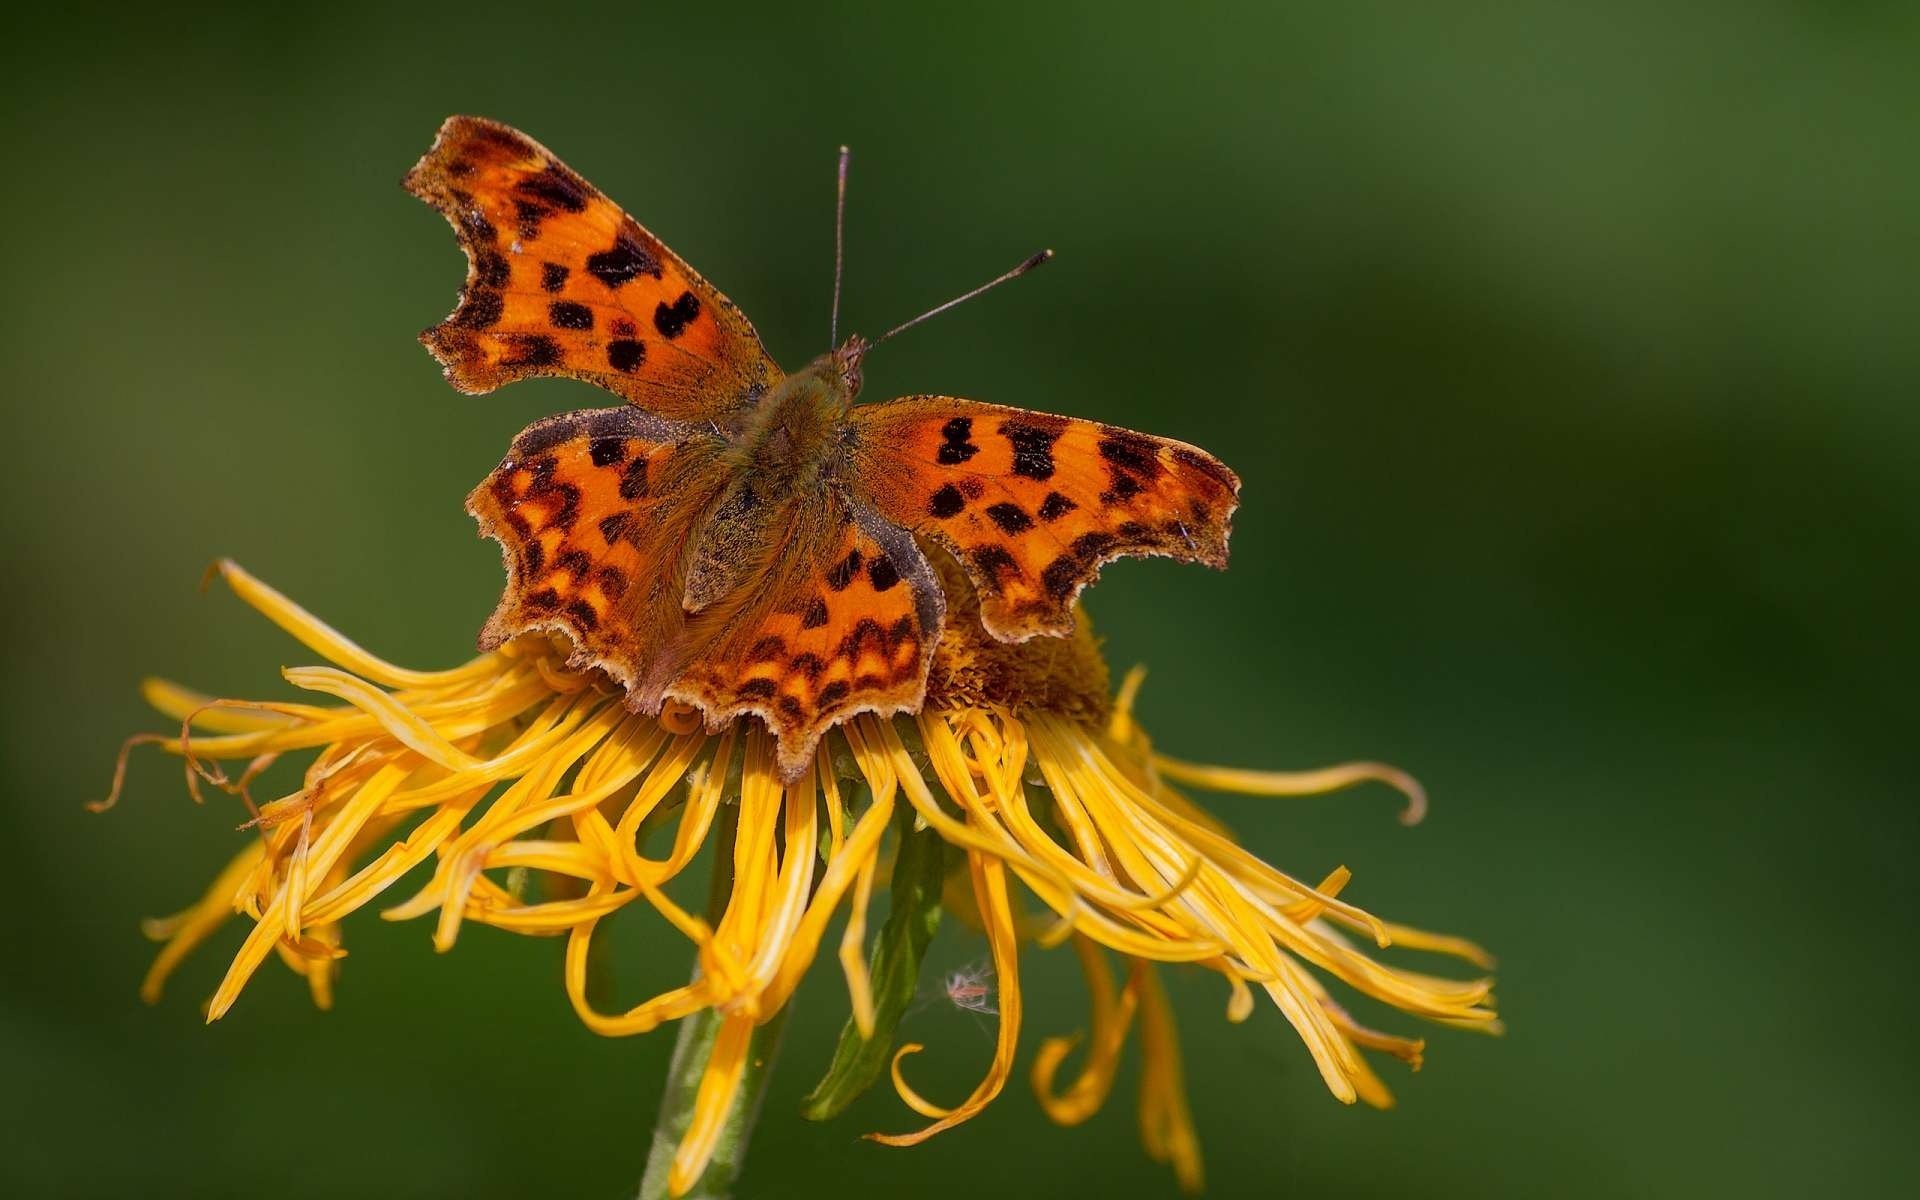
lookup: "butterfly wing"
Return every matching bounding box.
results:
[406,115,779,423]
[669,503,946,780]
[471,406,945,779]
[850,398,1239,641]
[466,405,730,692]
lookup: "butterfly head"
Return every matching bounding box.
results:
[829,333,871,404]
[784,335,871,419]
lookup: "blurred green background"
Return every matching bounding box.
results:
[4,2,1915,1196]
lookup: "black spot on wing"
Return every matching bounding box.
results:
[1002,419,1063,481]
[585,231,663,288]
[937,417,979,465]
[540,262,570,293]
[607,339,646,373]
[802,596,829,628]
[1037,492,1077,521]
[598,512,632,543]
[969,545,1020,590]
[1040,531,1120,602]
[454,289,503,329]
[1172,445,1237,492]
[653,291,701,339]
[513,199,549,241]
[984,502,1033,534]
[789,653,826,681]
[588,436,626,467]
[549,300,594,331]
[1096,430,1162,476]
[929,484,966,519]
[825,549,864,591]
[867,555,900,591]
[467,124,532,157]
[502,334,562,367]
[516,164,589,213]
[1101,471,1144,505]
[473,250,510,290]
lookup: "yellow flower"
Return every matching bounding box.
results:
[106,559,1497,1196]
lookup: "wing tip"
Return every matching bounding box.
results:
[405,115,529,187]
[416,324,501,396]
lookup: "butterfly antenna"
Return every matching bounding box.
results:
[873,249,1054,346]
[830,144,850,346]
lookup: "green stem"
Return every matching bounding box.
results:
[635,803,791,1200]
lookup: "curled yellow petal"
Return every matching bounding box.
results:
[866,850,1023,1147]
[1031,934,1139,1126]
[1136,962,1205,1194]
[1153,753,1428,826]
[886,1044,953,1120]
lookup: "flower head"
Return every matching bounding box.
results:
[107,558,1496,1195]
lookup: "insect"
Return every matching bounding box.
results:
[942,962,998,1017]
[405,116,1240,781]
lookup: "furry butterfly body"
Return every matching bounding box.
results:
[406,116,1239,779]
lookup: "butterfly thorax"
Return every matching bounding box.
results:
[681,345,867,612]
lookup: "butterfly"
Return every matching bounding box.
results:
[404,116,1240,781]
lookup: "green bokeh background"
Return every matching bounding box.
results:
[5,3,1915,1196]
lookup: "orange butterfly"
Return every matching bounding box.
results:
[405,116,1240,780]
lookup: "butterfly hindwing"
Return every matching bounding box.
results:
[466,406,729,692]
[669,504,946,779]
[470,405,947,779]
[406,115,779,422]
[851,397,1240,641]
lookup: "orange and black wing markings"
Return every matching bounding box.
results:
[669,506,946,780]
[405,115,779,423]
[466,405,730,695]
[470,406,949,780]
[851,398,1239,641]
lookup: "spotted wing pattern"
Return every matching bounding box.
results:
[469,406,947,781]
[406,115,778,422]
[466,406,728,693]
[669,505,946,780]
[851,398,1240,641]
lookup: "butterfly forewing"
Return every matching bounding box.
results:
[406,115,779,423]
[850,398,1240,641]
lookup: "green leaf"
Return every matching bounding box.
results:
[798,803,946,1121]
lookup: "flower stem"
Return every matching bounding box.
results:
[635,802,792,1200]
